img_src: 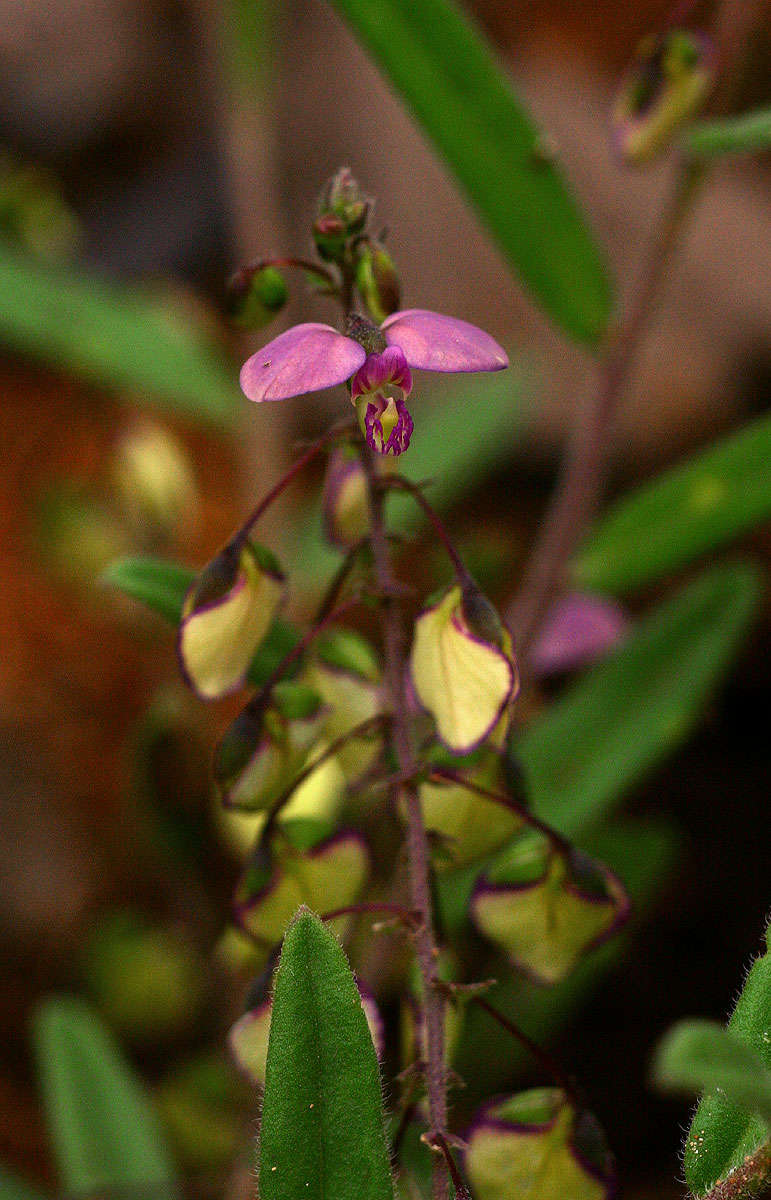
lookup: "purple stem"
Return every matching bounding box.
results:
[472,996,582,1108]
[240,419,354,538]
[383,475,475,590]
[359,441,450,1200]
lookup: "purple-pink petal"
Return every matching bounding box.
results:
[530,592,630,677]
[351,345,412,401]
[240,323,366,403]
[381,309,508,374]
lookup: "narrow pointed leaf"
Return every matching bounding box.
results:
[31,997,178,1196]
[102,556,299,685]
[574,414,771,593]
[330,0,613,345]
[258,910,394,1200]
[0,243,238,426]
[520,562,762,836]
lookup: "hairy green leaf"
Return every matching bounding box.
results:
[330,0,613,344]
[521,562,762,836]
[102,556,299,685]
[258,909,394,1200]
[0,243,238,426]
[682,924,771,1198]
[654,1019,771,1128]
[31,996,178,1196]
[574,415,771,593]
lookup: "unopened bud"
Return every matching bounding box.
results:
[322,448,371,548]
[319,166,370,234]
[356,241,401,324]
[228,265,288,329]
[312,214,348,262]
[612,30,714,165]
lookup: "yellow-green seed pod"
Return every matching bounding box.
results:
[410,584,517,754]
[178,540,285,700]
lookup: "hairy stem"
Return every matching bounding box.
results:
[359,445,449,1200]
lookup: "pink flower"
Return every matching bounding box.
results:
[239,309,508,455]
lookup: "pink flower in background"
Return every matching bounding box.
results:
[239,309,508,456]
[530,592,630,678]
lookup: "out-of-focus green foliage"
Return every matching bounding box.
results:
[521,561,762,836]
[680,924,771,1198]
[0,1168,49,1200]
[330,0,613,345]
[258,910,394,1200]
[574,415,771,593]
[683,107,771,158]
[31,997,178,1195]
[0,243,239,427]
[654,1020,771,1127]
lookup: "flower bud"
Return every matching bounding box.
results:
[410,584,517,754]
[321,448,371,548]
[213,683,328,812]
[318,166,370,234]
[227,265,288,329]
[312,214,348,262]
[355,241,401,324]
[306,630,383,778]
[178,539,285,700]
[612,30,714,165]
[112,419,197,544]
[466,1089,616,1200]
[471,830,630,984]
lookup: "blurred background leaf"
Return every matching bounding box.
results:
[31,997,178,1196]
[574,415,771,594]
[521,561,763,836]
[0,243,238,428]
[653,1019,771,1126]
[330,0,613,345]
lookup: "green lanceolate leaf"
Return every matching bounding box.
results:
[683,108,771,159]
[681,923,771,1198]
[0,243,239,427]
[102,556,299,686]
[520,562,762,837]
[574,414,771,594]
[258,909,394,1200]
[329,0,613,345]
[31,996,178,1196]
[653,1020,771,1128]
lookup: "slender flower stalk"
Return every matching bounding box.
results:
[359,441,451,1200]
